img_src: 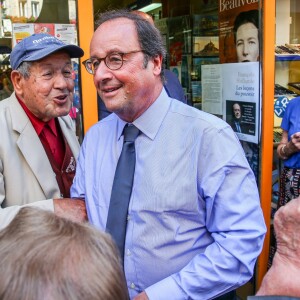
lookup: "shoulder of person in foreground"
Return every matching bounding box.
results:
[0,197,87,230]
[0,206,128,300]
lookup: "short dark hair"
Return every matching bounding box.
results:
[233,9,259,43]
[95,9,167,80]
[0,207,128,300]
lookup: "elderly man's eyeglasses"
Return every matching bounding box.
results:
[82,50,146,74]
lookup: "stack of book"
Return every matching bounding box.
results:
[275,44,300,55]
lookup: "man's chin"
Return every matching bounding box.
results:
[55,107,73,118]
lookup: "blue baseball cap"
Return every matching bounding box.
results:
[10,33,84,70]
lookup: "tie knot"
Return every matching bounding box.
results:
[123,124,140,142]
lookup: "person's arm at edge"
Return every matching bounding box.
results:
[53,198,87,223]
[277,130,300,160]
[0,197,87,230]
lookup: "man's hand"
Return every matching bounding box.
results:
[133,292,149,300]
[53,198,87,223]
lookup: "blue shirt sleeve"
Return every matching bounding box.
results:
[146,126,266,299]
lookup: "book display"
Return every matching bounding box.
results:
[156,6,221,108]
[192,13,219,108]
[275,43,300,55]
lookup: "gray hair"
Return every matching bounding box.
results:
[16,61,33,79]
[0,207,128,300]
[95,9,167,81]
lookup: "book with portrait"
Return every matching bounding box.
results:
[218,1,259,63]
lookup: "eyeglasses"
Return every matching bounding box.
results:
[82,50,146,74]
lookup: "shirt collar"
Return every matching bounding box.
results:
[17,95,57,136]
[116,88,171,141]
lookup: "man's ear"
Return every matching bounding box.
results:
[10,70,25,96]
[152,54,163,76]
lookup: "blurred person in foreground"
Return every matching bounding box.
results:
[72,9,266,300]
[0,33,87,229]
[0,207,127,300]
[253,197,300,299]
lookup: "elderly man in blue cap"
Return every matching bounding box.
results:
[0,33,87,228]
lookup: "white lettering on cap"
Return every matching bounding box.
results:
[32,36,59,44]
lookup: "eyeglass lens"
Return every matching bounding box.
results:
[85,53,124,74]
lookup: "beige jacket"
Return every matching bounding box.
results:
[0,93,80,228]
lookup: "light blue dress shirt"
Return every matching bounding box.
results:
[71,89,266,300]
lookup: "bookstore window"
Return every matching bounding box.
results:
[154,1,261,181]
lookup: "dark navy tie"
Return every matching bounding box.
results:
[235,121,241,133]
[106,124,140,261]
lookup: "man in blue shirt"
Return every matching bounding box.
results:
[71,9,266,300]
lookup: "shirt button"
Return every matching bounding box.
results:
[130,283,135,289]
[127,215,131,221]
[126,249,131,256]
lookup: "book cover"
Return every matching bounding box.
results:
[193,36,219,56]
[218,0,259,63]
[193,14,219,37]
[12,24,34,46]
[34,23,55,36]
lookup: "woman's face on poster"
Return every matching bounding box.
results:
[236,22,259,62]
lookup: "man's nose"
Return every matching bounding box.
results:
[93,60,113,81]
[53,72,70,88]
